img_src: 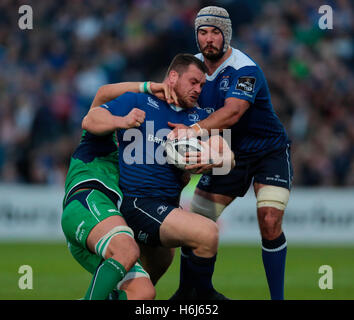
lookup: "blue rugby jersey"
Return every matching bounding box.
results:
[196,48,290,160]
[100,92,209,198]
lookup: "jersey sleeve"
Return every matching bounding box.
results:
[226,66,263,104]
[99,92,138,117]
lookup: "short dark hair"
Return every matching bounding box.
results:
[166,53,208,77]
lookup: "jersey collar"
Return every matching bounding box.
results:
[169,104,184,112]
[204,47,235,81]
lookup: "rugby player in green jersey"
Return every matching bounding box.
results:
[61,81,177,300]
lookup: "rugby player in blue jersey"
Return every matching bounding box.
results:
[62,80,179,300]
[82,53,235,300]
[169,7,293,300]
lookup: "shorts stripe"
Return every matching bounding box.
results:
[285,144,291,189]
[85,190,101,223]
[133,198,162,225]
[64,178,122,209]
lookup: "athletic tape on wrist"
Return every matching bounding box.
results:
[139,82,145,93]
[190,123,209,137]
[190,123,202,133]
[146,81,153,94]
[139,81,153,94]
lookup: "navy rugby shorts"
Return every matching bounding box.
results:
[197,144,293,198]
[120,196,179,246]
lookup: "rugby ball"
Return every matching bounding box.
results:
[165,137,203,170]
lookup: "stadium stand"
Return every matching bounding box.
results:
[0,0,353,186]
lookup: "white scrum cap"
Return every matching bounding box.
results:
[195,6,232,53]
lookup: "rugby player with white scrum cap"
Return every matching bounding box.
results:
[169,6,293,300]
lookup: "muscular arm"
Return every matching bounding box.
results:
[90,82,178,109]
[90,82,142,109]
[82,108,124,135]
[83,81,176,135]
[168,97,250,139]
[82,107,145,136]
[82,82,144,135]
[198,97,250,133]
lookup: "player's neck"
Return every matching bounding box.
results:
[204,47,232,76]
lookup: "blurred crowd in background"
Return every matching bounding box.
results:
[0,0,353,186]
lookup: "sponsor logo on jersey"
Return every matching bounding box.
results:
[205,107,215,114]
[147,134,166,146]
[236,76,256,93]
[188,112,200,123]
[147,97,160,109]
[220,78,230,91]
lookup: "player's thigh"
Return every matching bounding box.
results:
[61,189,100,249]
[62,189,132,254]
[86,215,131,253]
[159,208,219,252]
[253,146,292,212]
[191,188,234,221]
[254,183,290,211]
[253,144,293,191]
[120,196,178,247]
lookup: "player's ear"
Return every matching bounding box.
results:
[167,70,179,86]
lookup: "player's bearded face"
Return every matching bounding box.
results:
[174,65,205,108]
[198,27,224,61]
[200,43,223,61]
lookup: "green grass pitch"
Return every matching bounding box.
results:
[0,242,353,300]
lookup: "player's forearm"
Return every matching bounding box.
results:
[82,107,126,135]
[196,98,250,134]
[90,82,141,109]
[91,81,177,110]
[198,108,241,133]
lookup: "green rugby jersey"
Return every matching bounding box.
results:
[63,130,123,207]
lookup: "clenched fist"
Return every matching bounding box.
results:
[123,108,146,128]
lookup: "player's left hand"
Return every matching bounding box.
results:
[123,108,146,128]
[184,138,235,174]
[150,82,179,105]
[184,140,222,174]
